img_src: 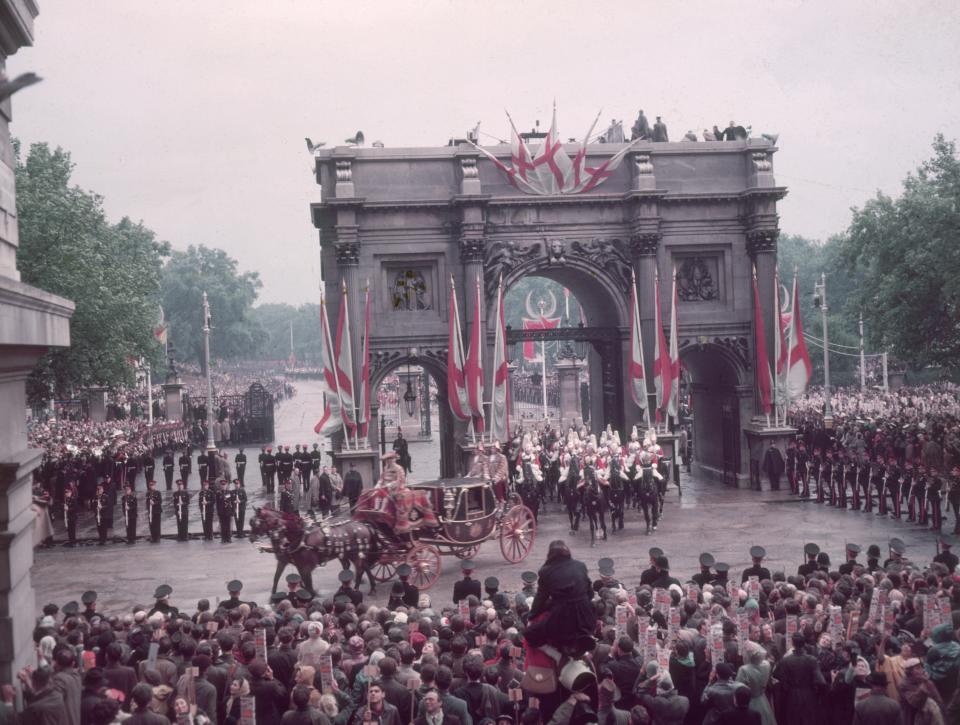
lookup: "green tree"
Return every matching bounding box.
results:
[161,245,263,363]
[15,141,170,402]
[248,302,322,363]
[837,134,960,370]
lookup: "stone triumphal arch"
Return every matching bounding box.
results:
[311,135,786,486]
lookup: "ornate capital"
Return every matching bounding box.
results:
[334,241,360,266]
[459,237,486,263]
[634,152,654,175]
[460,157,478,180]
[751,151,772,172]
[335,159,352,183]
[745,228,779,255]
[629,232,661,257]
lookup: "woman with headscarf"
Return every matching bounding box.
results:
[223,676,250,725]
[736,641,775,725]
[926,622,960,702]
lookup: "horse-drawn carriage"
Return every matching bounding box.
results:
[250,477,536,595]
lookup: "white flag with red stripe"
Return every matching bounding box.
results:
[314,294,345,436]
[752,265,773,416]
[652,272,672,418]
[464,275,485,433]
[784,272,813,400]
[358,284,372,438]
[447,277,471,422]
[491,276,510,442]
[334,280,356,433]
[667,270,680,420]
[628,270,650,425]
[531,103,575,195]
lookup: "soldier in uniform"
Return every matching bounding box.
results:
[198,479,215,541]
[343,461,363,510]
[124,454,139,492]
[235,447,247,486]
[797,442,810,499]
[263,447,277,493]
[813,448,826,503]
[311,443,323,477]
[883,538,909,569]
[257,446,267,487]
[949,465,960,534]
[233,478,247,536]
[141,450,155,487]
[838,543,861,575]
[916,464,930,526]
[904,462,918,521]
[178,448,191,489]
[607,454,627,533]
[865,544,882,572]
[335,568,363,606]
[886,456,902,519]
[691,553,715,587]
[149,584,177,618]
[162,449,175,490]
[929,466,943,531]
[453,560,481,603]
[121,483,138,544]
[173,479,190,542]
[278,445,295,484]
[216,479,234,543]
[197,449,209,485]
[95,481,111,545]
[221,580,245,610]
[741,546,771,582]
[145,479,162,543]
[396,564,420,607]
[934,540,958,573]
[63,486,79,546]
[798,543,820,577]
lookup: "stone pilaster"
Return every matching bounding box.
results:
[630,231,661,419]
[746,226,779,418]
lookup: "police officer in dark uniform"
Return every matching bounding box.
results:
[63,486,79,546]
[520,570,538,600]
[712,562,730,585]
[797,543,820,577]
[145,479,162,543]
[173,479,190,542]
[838,543,861,575]
[740,546,771,583]
[343,461,363,510]
[81,591,98,621]
[141,450,155,488]
[235,448,247,486]
[882,538,908,569]
[216,479,234,543]
[198,479,215,541]
[178,448,191,489]
[593,558,621,592]
[336,569,363,606]
[396,564,420,607]
[95,482,111,545]
[162,449,175,490]
[233,479,247,536]
[148,584,177,618]
[865,544,882,572]
[221,580,244,610]
[453,560,482,603]
[484,577,500,600]
[691,552,715,587]
[934,540,958,573]
[121,483,138,544]
[640,547,664,587]
[263,447,277,493]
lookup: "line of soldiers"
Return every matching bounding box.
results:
[64,473,249,547]
[255,443,324,494]
[784,441,960,533]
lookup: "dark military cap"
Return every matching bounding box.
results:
[890,538,906,555]
[804,543,820,557]
[295,588,313,603]
[484,577,499,592]
[286,573,302,585]
[81,591,97,605]
[699,553,715,568]
[154,584,173,599]
[338,569,354,583]
[333,593,351,605]
[521,571,537,585]
[270,592,287,604]
[649,547,664,558]
[750,546,766,559]
[598,559,615,577]
[846,543,861,555]
[714,562,730,573]
[397,564,412,578]
[226,580,243,594]
[62,601,80,616]
[461,560,475,572]
[867,544,881,558]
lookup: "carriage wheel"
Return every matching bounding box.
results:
[500,505,536,563]
[454,543,482,560]
[406,543,442,590]
[369,558,398,583]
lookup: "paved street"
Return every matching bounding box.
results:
[33,380,955,614]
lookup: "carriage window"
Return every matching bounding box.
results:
[465,487,485,518]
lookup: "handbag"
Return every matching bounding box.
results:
[520,664,557,694]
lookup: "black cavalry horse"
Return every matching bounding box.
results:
[248,506,383,596]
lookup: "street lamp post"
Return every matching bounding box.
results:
[814,273,833,428]
[202,292,216,455]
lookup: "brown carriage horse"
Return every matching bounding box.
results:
[248,506,383,596]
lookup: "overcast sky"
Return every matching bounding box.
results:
[9,0,960,305]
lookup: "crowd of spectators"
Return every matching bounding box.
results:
[6,536,960,724]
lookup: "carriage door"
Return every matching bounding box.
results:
[721,404,740,487]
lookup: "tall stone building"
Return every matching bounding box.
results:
[0,0,74,686]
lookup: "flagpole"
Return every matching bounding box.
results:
[321,292,352,448]
[341,282,359,450]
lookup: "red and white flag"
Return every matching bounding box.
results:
[447,276,471,422]
[314,293,344,436]
[667,269,681,420]
[334,280,356,433]
[774,269,788,407]
[531,103,574,194]
[491,276,510,442]
[784,271,813,400]
[752,265,773,416]
[628,270,650,425]
[357,284,372,438]
[652,271,673,418]
[153,305,168,346]
[521,316,561,360]
[464,275,485,433]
